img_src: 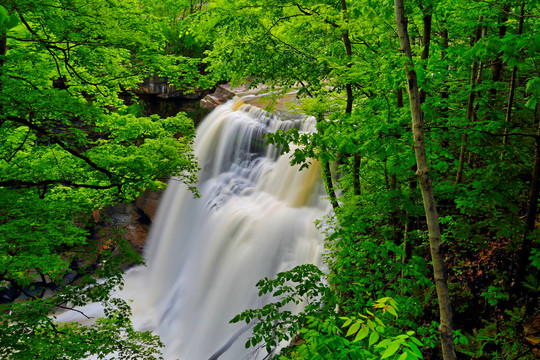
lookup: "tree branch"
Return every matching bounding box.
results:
[472,0,540,18]
[7,116,114,179]
[0,126,31,162]
[0,179,118,190]
[54,304,92,320]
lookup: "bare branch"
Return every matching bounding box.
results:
[54,304,92,320]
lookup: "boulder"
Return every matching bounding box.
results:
[200,84,236,109]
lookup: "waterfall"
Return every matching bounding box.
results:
[119,97,328,359]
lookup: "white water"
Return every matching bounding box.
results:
[60,98,329,359]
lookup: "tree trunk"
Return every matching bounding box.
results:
[420,7,432,61]
[402,5,432,268]
[419,4,432,104]
[0,35,6,67]
[1,33,6,118]
[514,105,540,295]
[397,87,404,108]
[440,26,450,137]
[353,154,361,196]
[394,1,456,359]
[455,17,484,185]
[323,159,339,211]
[390,174,402,246]
[400,85,416,264]
[490,4,511,99]
[503,2,526,145]
[340,0,361,196]
[340,0,354,114]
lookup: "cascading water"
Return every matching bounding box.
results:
[109,97,328,359]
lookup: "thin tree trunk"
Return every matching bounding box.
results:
[404,8,431,251]
[390,174,402,246]
[345,85,353,114]
[419,4,432,104]
[398,86,415,262]
[387,91,400,244]
[490,4,511,99]
[472,25,487,125]
[441,27,449,60]
[420,7,432,61]
[514,105,540,295]
[440,26,449,112]
[0,35,6,68]
[340,0,354,114]
[455,17,484,185]
[403,4,431,259]
[503,2,526,145]
[340,0,360,196]
[316,0,357,214]
[316,111,340,211]
[1,34,6,118]
[469,25,487,166]
[323,159,340,211]
[437,27,452,153]
[401,85,415,264]
[353,154,361,196]
[394,2,456,359]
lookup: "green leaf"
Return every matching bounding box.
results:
[354,325,369,342]
[397,352,408,360]
[387,306,398,318]
[342,318,353,328]
[408,343,423,358]
[410,337,423,347]
[368,331,380,347]
[346,321,361,337]
[381,341,400,359]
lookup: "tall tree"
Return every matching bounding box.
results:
[393,0,456,358]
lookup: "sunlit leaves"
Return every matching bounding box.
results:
[198,0,539,358]
[0,0,200,358]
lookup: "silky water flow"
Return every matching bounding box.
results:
[61,97,330,360]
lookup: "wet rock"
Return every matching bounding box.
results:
[200,84,236,109]
[137,74,209,100]
[0,286,20,304]
[135,190,162,222]
[91,190,164,256]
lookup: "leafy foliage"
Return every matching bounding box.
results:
[2,0,540,358]
[231,265,424,360]
[196,0,540,358]
[0,0,199,358]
